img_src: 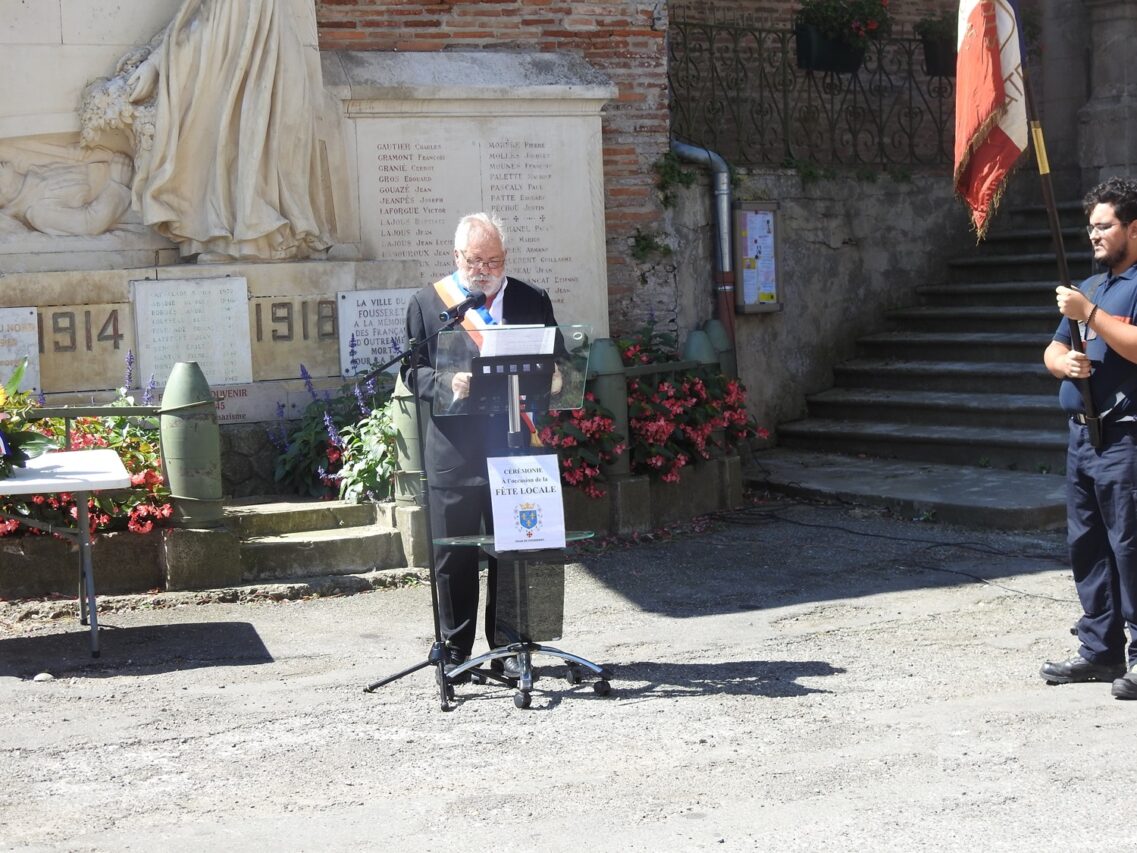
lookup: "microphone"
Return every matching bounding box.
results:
[439,291,487,322]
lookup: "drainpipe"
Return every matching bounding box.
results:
[669,139,737,346]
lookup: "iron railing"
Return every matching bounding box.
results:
[668,21,956,169]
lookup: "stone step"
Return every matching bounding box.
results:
[240,525,406,582]
[225,498,382,538]
[1005,200,1086,231]
[886,304,1056,333]
[961,226,1084,257]
[857,330,1049,362]
[776,418,1065,471]
[916,280,1065,308]
[805,388,1063,430]
[745,449,1065,529]
[947,251,1093,283]
[833,359,1058,395]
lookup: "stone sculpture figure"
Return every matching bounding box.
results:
[0,155,133,237]
[123,0,331,262]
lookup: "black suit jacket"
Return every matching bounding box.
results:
[405,276,559,488]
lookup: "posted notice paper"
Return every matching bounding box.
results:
[487,454,566,551]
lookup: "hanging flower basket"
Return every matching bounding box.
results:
[794,24,865,74]
[920,36,957,77]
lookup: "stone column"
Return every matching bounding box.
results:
[1037,0,1089,199]
[1078,0,1137,186]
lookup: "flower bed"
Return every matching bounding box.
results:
[0,355,172,538]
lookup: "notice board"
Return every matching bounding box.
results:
[733,202,782,313]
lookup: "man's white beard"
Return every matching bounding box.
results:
[465,272,505,297]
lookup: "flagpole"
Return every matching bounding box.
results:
[1021,66,1101,446]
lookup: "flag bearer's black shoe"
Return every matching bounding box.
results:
[1111,667,1137,700]
[1040,655,1125,684]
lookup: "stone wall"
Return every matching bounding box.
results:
[314,0,671,332]
[669,168,972,432]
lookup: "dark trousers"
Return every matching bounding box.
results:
[428,484,498,656]
[1066,420,1137,665]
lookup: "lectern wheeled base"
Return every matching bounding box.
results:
[446,641,613,709]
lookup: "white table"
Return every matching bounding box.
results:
[0,449,132,656]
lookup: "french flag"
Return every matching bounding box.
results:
[953,0,1028,238]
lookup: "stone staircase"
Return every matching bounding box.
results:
[750,195,1092,528]
[225,499,412,582]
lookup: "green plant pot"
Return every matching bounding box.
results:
[921,37,957,77]
[794,24,865,74]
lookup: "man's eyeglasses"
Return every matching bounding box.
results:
[1087,222,1119,236]
[458,250,505,271]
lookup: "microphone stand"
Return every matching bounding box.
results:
[361,308,473,711]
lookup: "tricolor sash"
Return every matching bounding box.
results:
[432,274,543,445]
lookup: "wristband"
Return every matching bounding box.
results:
[1088,305,1100,327]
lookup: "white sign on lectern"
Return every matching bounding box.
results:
[487,454,566,551]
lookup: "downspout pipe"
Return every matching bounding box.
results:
[669,139,736,345]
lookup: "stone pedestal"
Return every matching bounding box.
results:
[325,50,616,338]
[162,527,242,592]
[395,504,430,569]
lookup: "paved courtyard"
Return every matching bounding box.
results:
[1,496,1133,852]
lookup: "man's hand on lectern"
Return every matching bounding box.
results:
[451,371,471,399]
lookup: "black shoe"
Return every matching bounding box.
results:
[1040,655,1125,684]
[491,655,524,680]
[1112,667,1137,700]
[437,648,470,686]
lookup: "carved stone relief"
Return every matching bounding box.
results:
[79,0,334,263]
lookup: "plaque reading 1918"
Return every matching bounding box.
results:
[338,288,418,376]
[132,278,253,387]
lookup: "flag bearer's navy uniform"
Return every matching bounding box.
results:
[1054,262,1137,667]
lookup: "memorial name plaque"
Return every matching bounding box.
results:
[356,116,609,336]
[36,303,134,394]
[132,278,253,387]
[337,288,417,376]
[0,307,40,393]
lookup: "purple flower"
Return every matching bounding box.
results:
[323,410,342,448]
[348,334,359,370]
[353,382,371,417]
[266,424,289,452]
[123,349,136,388]
[299,364,317,401]
[142,374,156,406]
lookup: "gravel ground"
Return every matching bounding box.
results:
[1,497,1134,852]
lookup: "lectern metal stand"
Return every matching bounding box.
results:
[432,534,613,709]
[367,323,612,710]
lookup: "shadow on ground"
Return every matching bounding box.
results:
[609,658,843,700]
[444,658,843,712]
[571,501,1069,618]
[0,621,273,679]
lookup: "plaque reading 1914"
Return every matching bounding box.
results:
[132,278,253,387]
[338,288,418,376]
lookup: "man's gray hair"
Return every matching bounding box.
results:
[454,212,506,251]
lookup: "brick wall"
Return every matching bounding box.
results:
[313,1,1023,333]
[671,1,960,32]
[315,1,672,331]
